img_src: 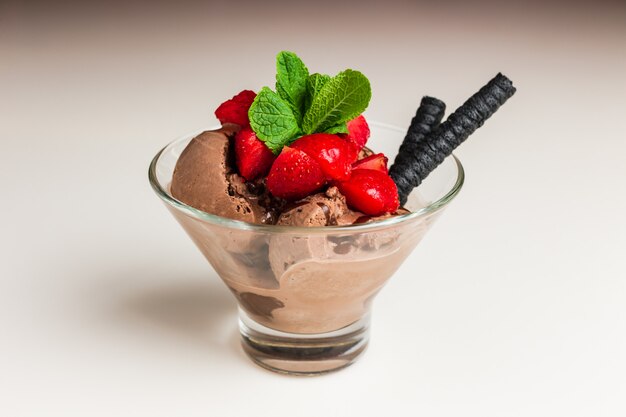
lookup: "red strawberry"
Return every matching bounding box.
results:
[342,115,370,152]
[234,128,276,181]
[267,147,326,201]
[336,169,399,216]
[214,90,256,127]
[291,133,357,181]
[352,153,388,174]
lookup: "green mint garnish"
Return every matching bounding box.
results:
[275,51,309,124]
[248,87,300,154]
[248,52,371,154]
[302,69,371,134]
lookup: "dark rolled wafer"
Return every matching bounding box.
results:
[391,73,516,205]
[389,96,446,203]
[407,96,446,138]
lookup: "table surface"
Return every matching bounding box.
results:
[2,2,625,416]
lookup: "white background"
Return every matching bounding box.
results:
[1,1,625,416]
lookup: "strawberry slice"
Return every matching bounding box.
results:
[214,90,256,127]
[291,133,357,181]
[234,128,276,181]
[352,153,388,174]
[267,147,326,201]
[341,115,370,152]
[336,169,400,216]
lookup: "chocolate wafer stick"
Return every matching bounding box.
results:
[391,73,516,205]
[389,96,446,204]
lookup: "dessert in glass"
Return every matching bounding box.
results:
[149,51,515,375]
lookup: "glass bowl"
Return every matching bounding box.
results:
[149,123,464,375]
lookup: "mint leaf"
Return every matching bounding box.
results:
[275,51,309,124]
[305,73,330,112]
[249,87,300,154]
[302,69,371,134]
[324,123,349,134]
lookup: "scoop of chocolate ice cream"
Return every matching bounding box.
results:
[171,125,269,224]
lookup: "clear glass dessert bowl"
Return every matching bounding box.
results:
[149,123,464,375]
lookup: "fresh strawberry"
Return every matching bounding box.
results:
[267,147,326,201]
[352,153,388,174]
[342,115,370,152]
[234,128,276,181]
[336,169,399,216]
[291,133,357,181]
[214,90,256,127]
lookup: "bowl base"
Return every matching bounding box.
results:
[238,310,370,376]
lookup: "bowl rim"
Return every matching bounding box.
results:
[148,122,465,234]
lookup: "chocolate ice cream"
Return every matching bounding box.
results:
[171,125,283,225]
[167,128,414,333]
[275,186,348,227]
[171,129,396,229]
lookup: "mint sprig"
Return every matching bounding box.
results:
[248,87,300,154]
[248,51,371,154]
